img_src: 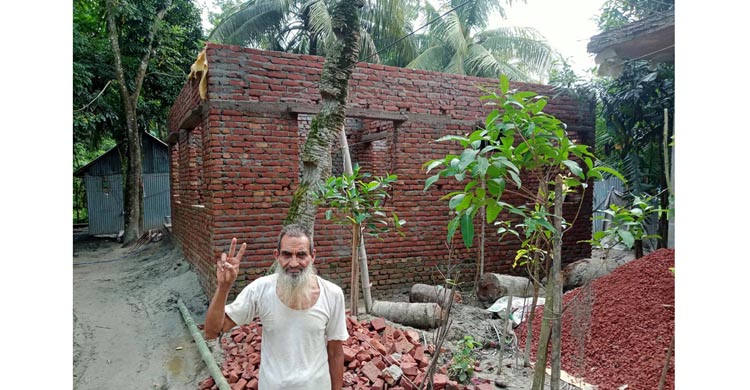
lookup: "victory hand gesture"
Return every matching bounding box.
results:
[217,237,246,286]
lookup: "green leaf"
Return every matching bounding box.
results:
[425,160,443,173]
[458,149,479,171]
[485,109,499,128]
[447,217,460,243]
[457,193,474,211]
[436,134,470,143]
[500,74,509,94]
[449,193,466,210]
[618,229,635,248]
[562,160,584,178]
[325,209,333,220]
[509,170,522,188]
[486,201,502,223]
[474,156,489,177]
[460,213,475,249]
[591,166,626,182]
[424,174,440,191]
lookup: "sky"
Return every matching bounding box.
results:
[498,0,606,76]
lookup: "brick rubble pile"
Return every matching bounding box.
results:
[199,315,495,390]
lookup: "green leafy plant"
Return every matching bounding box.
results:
[583,193,664,258]
[315,164,405,314]
[448,335,481,383]
[316,164,405,237]
[423,74,624,388]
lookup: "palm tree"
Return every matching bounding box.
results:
[207,0,420,65]
[407,0,560,82]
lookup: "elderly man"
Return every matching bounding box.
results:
[204,224,349,390]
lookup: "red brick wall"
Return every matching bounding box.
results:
[168,43,595,301]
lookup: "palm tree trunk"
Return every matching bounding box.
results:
[284,0,364,235]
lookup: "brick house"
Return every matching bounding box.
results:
[167,43,595,302]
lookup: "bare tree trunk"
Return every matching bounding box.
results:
[284,0,364,236]
[105,0,171,244]
[531,293,553,390]
[549,175,564,390]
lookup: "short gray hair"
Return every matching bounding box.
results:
[277,224,314,254]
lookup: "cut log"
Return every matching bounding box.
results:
[370,300,443,329]
[409,284,462,307]
[561,256,634,289]
[477,273,539,302]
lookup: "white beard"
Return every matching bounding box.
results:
[275,261,317,309]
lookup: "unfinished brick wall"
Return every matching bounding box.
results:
[167,43,595,301]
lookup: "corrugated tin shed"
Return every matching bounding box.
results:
[74,132,171,235]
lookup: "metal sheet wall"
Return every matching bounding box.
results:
[144,173,171,230]
[85,174,124,235]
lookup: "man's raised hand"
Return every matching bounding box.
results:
[217,237,246,285]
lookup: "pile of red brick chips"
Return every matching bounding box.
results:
[199,315,494,390]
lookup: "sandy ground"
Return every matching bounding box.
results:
[73,233,210,390]
[73,230,634,390]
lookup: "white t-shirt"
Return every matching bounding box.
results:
[225,274,349,390]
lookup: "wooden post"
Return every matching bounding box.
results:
[657,334,675,390]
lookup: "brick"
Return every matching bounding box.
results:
[342,345,357,362]
[370,317,386,332]
[199,377,214,389]
[361,361,382,383]
[232,378,247,390]
[433,373,448,390]
[369,338,387,355]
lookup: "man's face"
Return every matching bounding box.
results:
[273,235,314,278]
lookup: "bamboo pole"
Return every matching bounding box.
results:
[177,298,231,390]
[350,224,361,316]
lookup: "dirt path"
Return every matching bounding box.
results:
[73,235,210,390]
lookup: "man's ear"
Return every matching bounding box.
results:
[273,249,279,259]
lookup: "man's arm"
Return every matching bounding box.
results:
[204,238,245,340]
[327,340,344,390]
[204,285,238,339]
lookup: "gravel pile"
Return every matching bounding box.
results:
[517,248,675,390]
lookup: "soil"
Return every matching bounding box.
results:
[73,233,210,390]
[73,232,671,390]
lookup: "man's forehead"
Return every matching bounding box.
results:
[280,235,310,250]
